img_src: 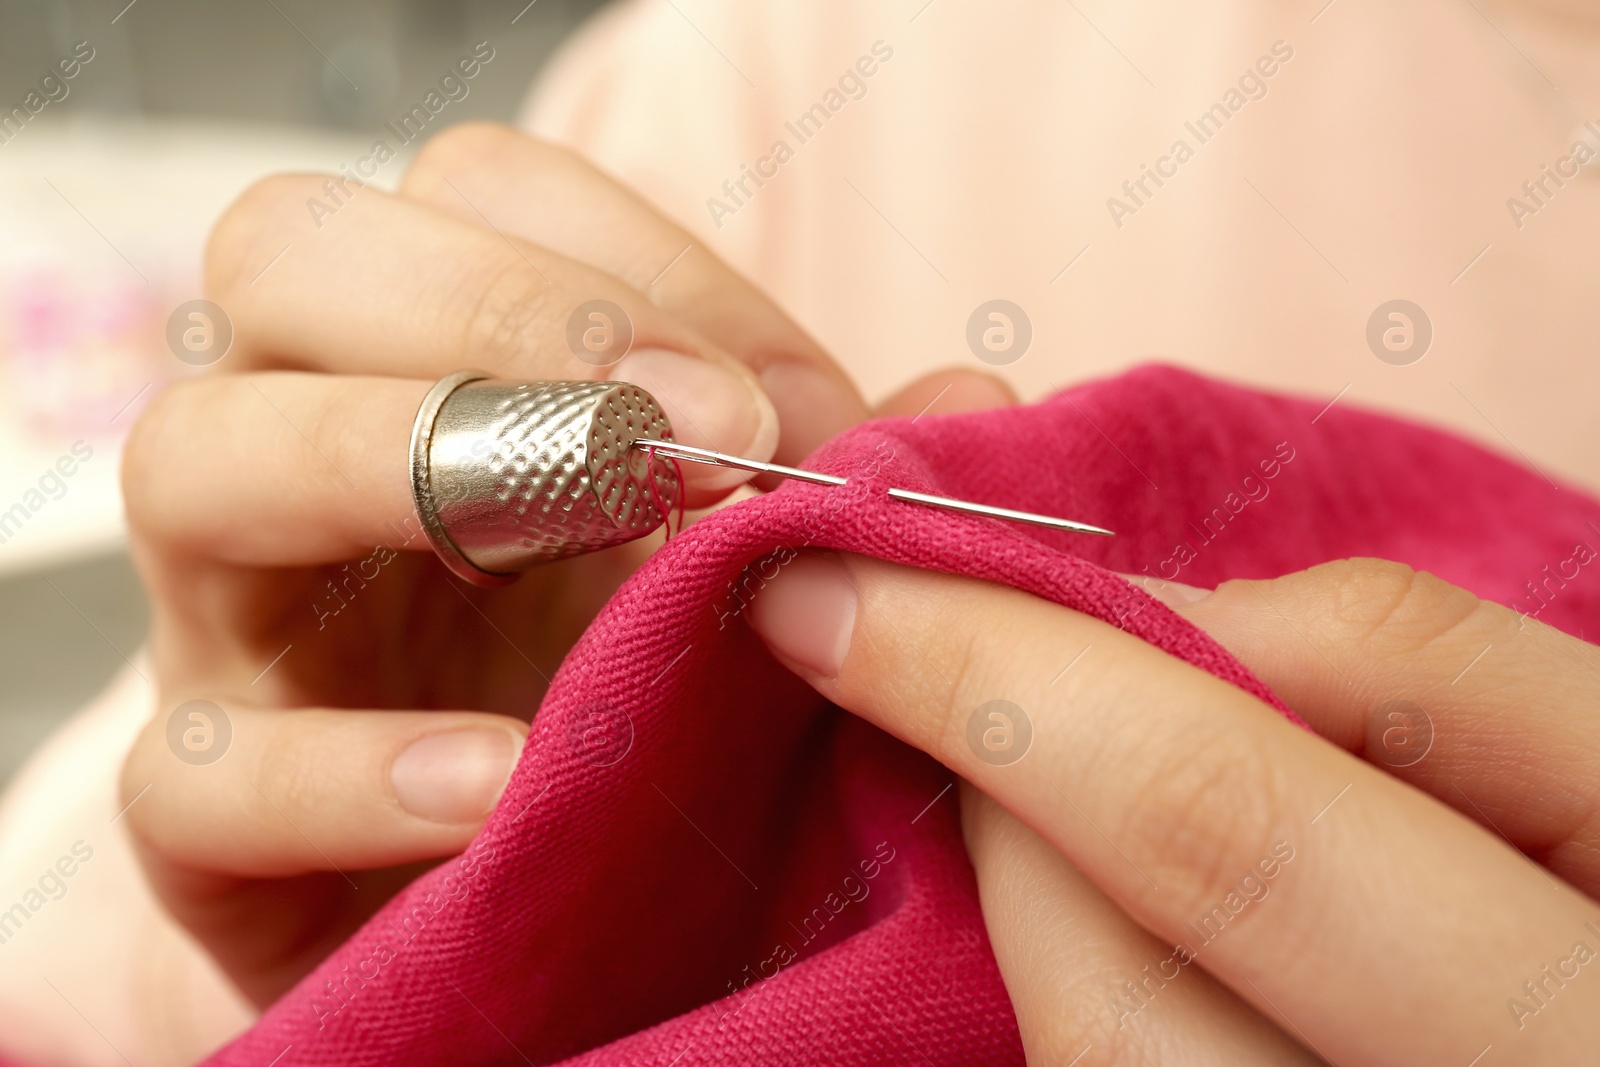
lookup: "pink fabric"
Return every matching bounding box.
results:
[186,364,1596,1065]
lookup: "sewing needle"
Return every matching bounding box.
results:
[634,439,1114,537]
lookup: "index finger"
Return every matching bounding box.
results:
[205,176,776,475]
[746,552,1600,1067]
[397,124,868,461]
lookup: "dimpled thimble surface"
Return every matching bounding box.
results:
[410,373,681,585]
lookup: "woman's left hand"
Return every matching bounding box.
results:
[747,552,1600,1066]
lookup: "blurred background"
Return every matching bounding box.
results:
[0,0,606,785]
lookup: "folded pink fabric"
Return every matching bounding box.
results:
[185,364,1595,1065]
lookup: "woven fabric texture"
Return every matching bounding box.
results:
[175,364,1599,1066]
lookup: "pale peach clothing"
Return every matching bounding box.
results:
[0,662,255,1065]
[524,0,1600,489]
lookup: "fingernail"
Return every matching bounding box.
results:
[1118,572,1212,608]
[760,362,867,460]
[746,552,858,679]
[391,727,522,824]
[616,348,779,489]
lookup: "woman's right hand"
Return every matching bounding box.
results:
[116,122,871,1007]
[749,550,1600,1065]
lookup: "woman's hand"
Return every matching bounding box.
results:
[747,553,1600,1065]
[115,122,892,1008]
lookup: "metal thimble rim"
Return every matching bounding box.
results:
[408,368,520,587]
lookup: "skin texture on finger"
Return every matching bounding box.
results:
[961,784,1321,1067]
[133,840,430,1009]
[396,123,868,461]
[121,372,739,569]
[1168,559,1600,897]
[746,553,1600,1066]
[123,373,425,567]
[204,174,776,478]
[121,703,525,876]
[121,701,524,1005]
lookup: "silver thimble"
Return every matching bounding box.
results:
[409,371,682,586]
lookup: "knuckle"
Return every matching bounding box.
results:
[404,120,523,191]
[118,697,236,856]
[453,258,564,371]
[203,173,322,298]
[514,137,598,186]
[1111,722,1287,920]
[117,718,167,843]
[1309,557,1484,660]
[933,604,1019,764]
[403,125,589,206]
[120,379,206,536]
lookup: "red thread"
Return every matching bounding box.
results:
[641,442,686,540]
